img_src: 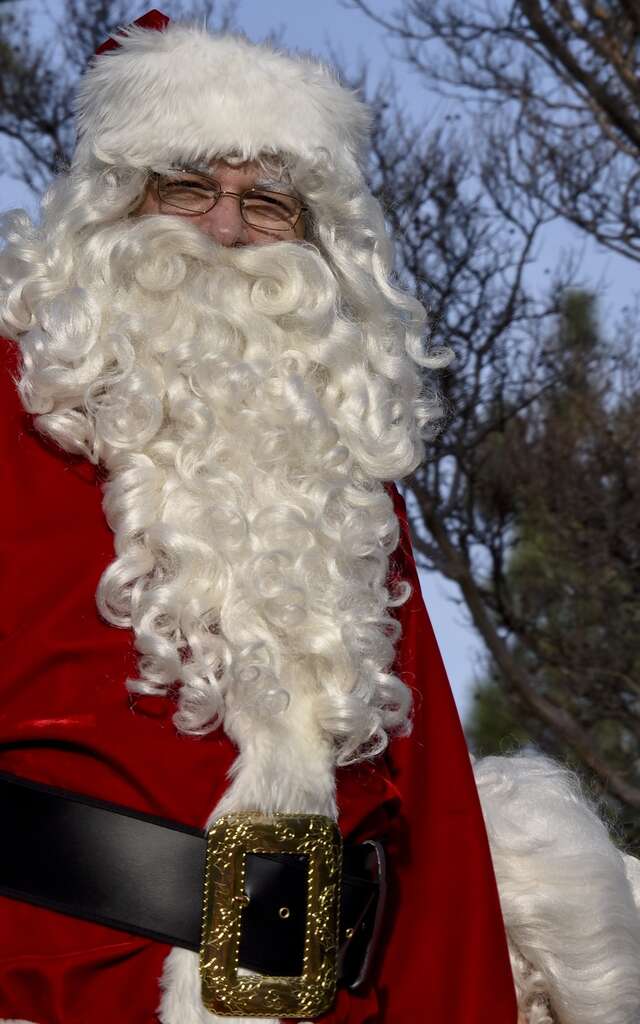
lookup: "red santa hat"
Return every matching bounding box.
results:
[74,9,371,181]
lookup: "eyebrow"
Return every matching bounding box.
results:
[168,165,297,196]
[252,178,298,195]
[170,161,211,175]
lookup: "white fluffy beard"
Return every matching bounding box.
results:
[16,217,421,1021]
[17,214,421,785]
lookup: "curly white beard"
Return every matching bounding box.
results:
[8,214,430,1022]
[13,216,428,784]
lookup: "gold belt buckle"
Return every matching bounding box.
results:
[200,811,342,1019]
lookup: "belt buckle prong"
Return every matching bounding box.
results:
[200,811,342,1019]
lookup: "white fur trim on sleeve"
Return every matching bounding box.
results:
[623,853,640,910]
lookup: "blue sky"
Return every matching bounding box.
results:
[2,0,637,723]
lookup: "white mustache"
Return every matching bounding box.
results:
[75,215,340,339]
[82,214,316,283]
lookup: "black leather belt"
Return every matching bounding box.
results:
[0,771,385,990]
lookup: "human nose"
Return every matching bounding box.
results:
[196,193,249,247]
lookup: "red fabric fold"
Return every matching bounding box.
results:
[0,338,516,1022]
[367,486,517,1020]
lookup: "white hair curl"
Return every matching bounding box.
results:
[0,154,448,765]
[474,753,640,1024]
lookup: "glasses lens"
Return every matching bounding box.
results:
[241,190,301,230]
[157,174,219,213]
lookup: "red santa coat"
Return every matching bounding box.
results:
[0,338,517,1023]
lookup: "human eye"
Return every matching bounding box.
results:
[162,174,216,194]
[156,173,220,211]
[242,189,299,223]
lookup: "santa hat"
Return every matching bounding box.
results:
[73,9,371,182]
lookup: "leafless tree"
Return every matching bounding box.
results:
[464,290,640,838]
[347,3,640,828]
[347,1,640,261]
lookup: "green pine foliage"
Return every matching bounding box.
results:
[466,291,640,849]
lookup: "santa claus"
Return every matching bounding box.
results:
[0,10,518,1024]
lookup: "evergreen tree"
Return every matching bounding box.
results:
[466,291,640,846]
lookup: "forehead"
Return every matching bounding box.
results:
[181,156,290,187]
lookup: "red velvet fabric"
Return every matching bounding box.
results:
[0,338,517,1022]
[95,9,170,55]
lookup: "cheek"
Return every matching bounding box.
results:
[249,227,300,247]
[132,190,160,216]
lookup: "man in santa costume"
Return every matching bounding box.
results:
[0,10,518,1023]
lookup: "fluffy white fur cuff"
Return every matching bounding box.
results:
[624,853,640,908]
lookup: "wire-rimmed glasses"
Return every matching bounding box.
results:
[151,170,307,232]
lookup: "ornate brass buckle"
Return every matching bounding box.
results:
[200,812,342,1019]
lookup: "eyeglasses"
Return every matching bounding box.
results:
[151,170,307,232]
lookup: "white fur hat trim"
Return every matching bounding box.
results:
[73,23,370,176]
